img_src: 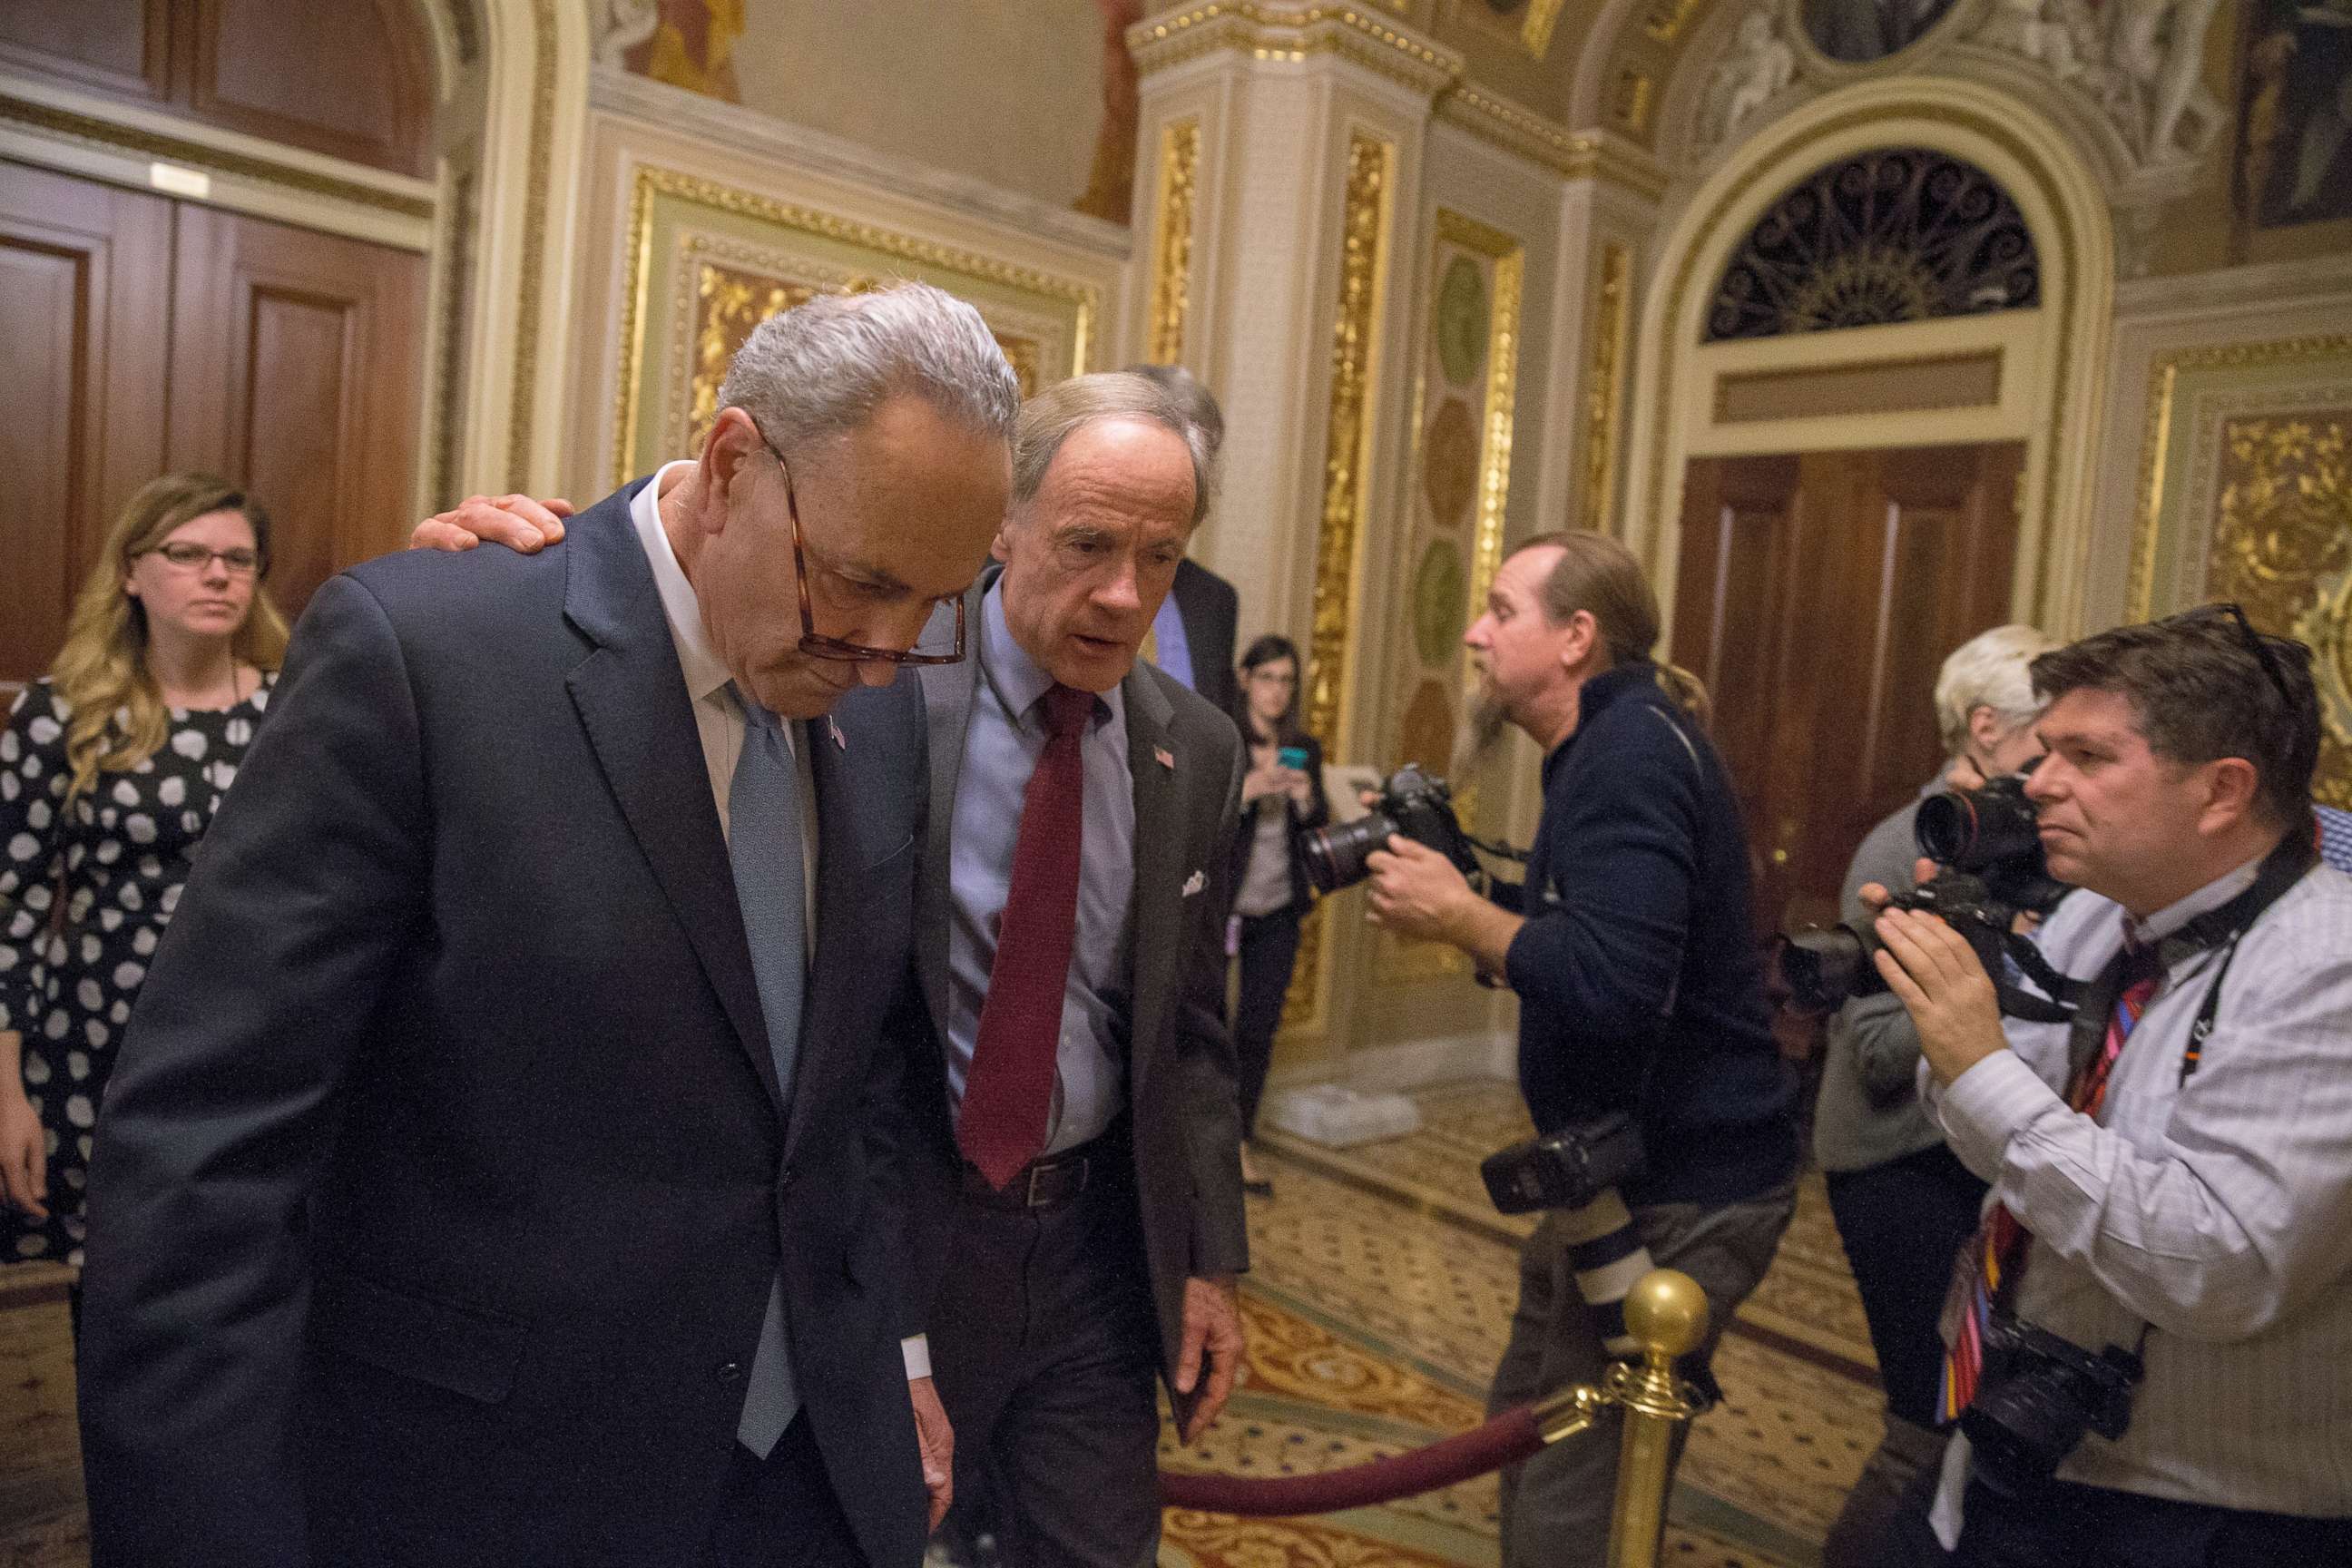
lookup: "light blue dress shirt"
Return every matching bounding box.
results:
[946,583,1137,1156]
[1148,593,1195,692]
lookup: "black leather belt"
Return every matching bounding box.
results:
[960,1126,1128,1210]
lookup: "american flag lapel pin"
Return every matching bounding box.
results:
[828,716,847,751]
[1153,745,1174,770]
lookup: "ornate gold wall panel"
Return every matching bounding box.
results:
[505,0,561,490]
[2130,335,2352,808]
[612,164,1100,486]
[1376,206,1525,988]
[1581,241,1631,534]
[1147,118,1202,365]
[1285,129,1397,1034]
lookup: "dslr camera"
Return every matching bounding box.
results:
[1479,1109,1645,1216]
[1774,774,2071,1014]
[1962,1315,2143,1489]
[1300,764,1483,896]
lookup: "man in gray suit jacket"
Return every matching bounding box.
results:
[430,371,1251,1568]
[912,372,1249,1568]
[79,285,1015,1568]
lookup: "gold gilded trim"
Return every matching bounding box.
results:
[1131,3,1461,94]
[1434,211,1524,722]
[1583,241,1632,534]
[1524,0,1569,56]
[1433,86,1671,199]
[1279,129,1395,1034]
[610,164,1104,486]
[505,0,560,491]
[1147,119,1202,365]
[0,93,436,220]
[2128,334,2352,622]
[1307,130,1396,752]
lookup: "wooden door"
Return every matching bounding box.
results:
[1672,443,2024,936]
[166,204,426,620]
[0,161,173,686]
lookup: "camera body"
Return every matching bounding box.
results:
[1962,1314,2142,1489]
[1773,774,2070,1014]
[1480,1109,1645,1215]
[1301,764,1481,895]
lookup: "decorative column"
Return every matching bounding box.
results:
[1128,4,1458,1068]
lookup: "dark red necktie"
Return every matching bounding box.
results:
[959,683,1093,1190]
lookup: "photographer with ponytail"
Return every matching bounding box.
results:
[1361,530,1798,1568]
[0,475,286,1286]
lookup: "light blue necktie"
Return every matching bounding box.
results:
[727,684,808,1456]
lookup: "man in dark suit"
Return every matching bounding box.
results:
[417,370,1252,1568]
[76,284,1019,1568]
[913,372,1249,1567]
[1125,364,1239,717]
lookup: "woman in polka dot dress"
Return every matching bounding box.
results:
[1,475,288,1272]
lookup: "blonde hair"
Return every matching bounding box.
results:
[53,474,289,799]
[1514,529,1711,722]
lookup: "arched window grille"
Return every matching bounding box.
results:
[1705,147,2039,342]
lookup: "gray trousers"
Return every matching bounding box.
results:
[1486,1182,1796,1568]
[930,1163,1163,1568]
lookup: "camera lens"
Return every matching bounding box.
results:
[1918,780,2043,872]
[1769,926,1884,1012]
[1301,813,1396,895]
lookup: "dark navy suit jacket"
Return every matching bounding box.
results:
[78,484,943,1568]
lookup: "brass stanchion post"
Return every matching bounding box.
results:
[1604,1270,1710,1568]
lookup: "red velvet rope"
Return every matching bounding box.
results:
[1158,1404,1546,1517]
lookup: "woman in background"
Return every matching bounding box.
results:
[0,475,287,1278]
[1224,634,1329,1197]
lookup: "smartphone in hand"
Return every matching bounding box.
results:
[1277,745,1309,772]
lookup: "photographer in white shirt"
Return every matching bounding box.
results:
[1866,605,2352,1567]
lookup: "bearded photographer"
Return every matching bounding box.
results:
[1361,531,1798,1568]
[1869,608,2352,1566]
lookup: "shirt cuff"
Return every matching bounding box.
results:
[901,1334,931,1381]
[1936,1049,2065,1185]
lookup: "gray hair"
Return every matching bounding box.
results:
[1936,623,2062,755]
[1012,371,1212,528]
[715,281,1021,458]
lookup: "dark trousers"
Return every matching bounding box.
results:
[1487,1182,1796,1568]
[1229,906,1303,1138]
[703,1416,867,1568]
[930,1153,1163,1568]
[1819,1143,1987,1568]
[1825,1142,1988,1428]
[1944,1469,2352,1567]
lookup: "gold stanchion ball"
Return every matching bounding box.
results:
[1624,1269,1710,1359]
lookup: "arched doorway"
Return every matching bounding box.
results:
[1619,76,2114,931]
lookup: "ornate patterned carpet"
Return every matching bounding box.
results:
[0,1081,1883,1568]
[1160,1080,1886,1568]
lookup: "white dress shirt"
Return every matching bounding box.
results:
[1924,850,2352,1527]
[628,466,929,1381]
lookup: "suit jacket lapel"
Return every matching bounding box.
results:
[564,485,783,1114]
[915,587,983,1037]
[1124,667,1186,1106]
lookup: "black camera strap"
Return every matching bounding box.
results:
[2062,828,2319,1101]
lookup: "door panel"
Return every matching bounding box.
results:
[168,204,426,620]
[1673,443,2024,938]
[0,161,173,686]
[0,0,169,103]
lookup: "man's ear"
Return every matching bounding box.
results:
[1967,704,2005,755]
[699,408,760,530]
[1557,608,1599,672]
[2198,756,2263,836]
